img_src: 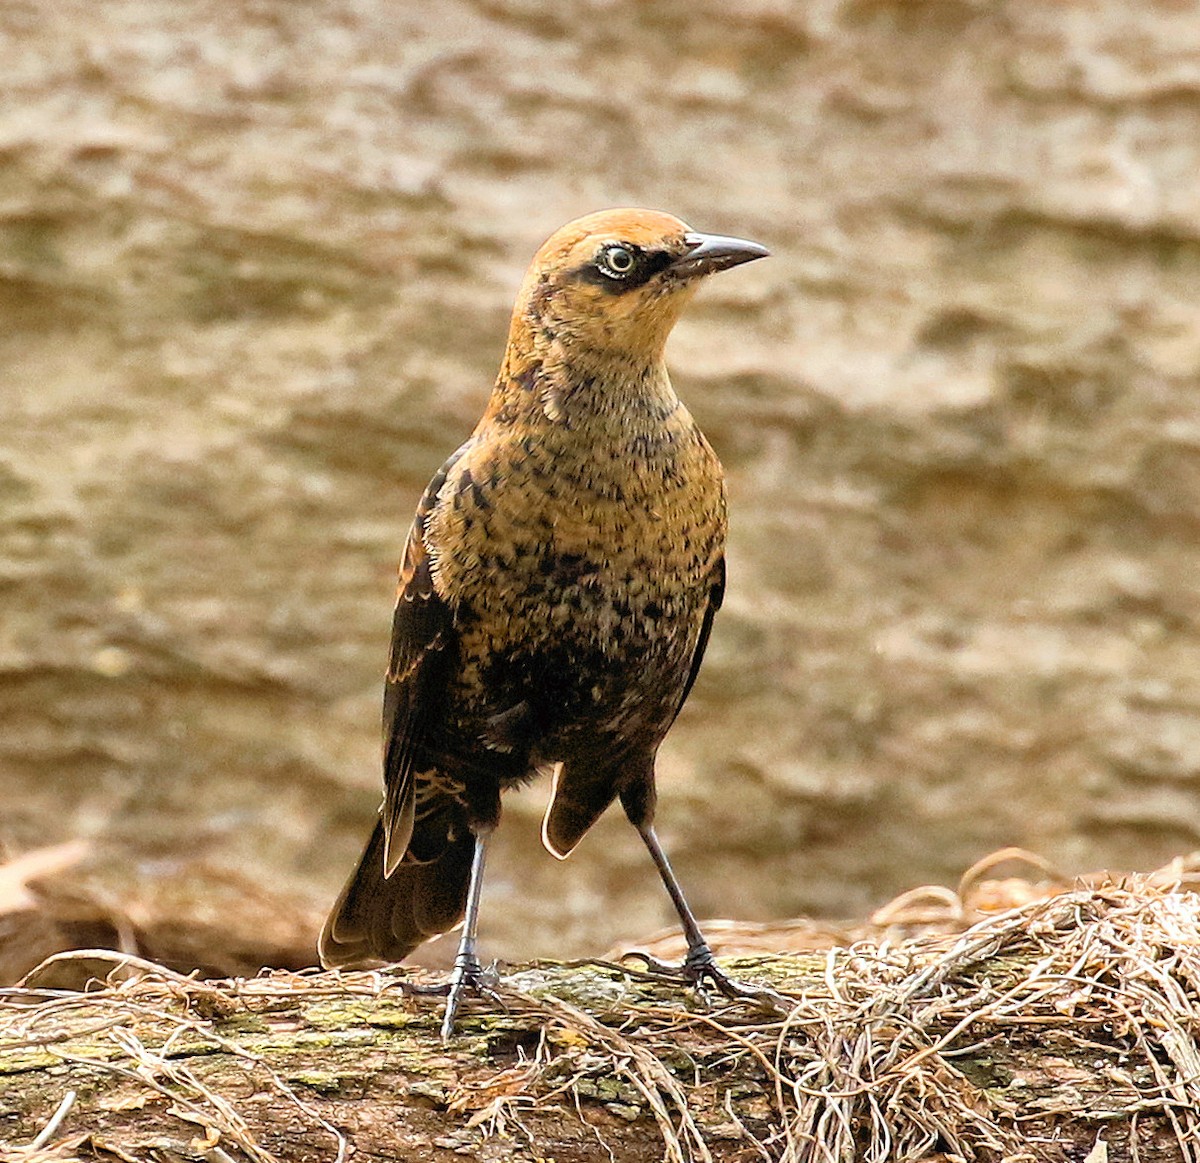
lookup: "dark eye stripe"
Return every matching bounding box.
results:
[575,247,675,295]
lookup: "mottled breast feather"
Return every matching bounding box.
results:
[422,361,726,775]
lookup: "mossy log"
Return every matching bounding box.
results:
[3,883,1198,1163]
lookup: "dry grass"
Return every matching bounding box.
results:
[3,856,1200,1161]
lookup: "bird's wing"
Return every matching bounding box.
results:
[669,555,726,726]
[380,451,462,877]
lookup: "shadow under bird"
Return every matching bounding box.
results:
[319,208,771,1037]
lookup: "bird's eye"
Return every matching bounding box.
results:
[598,244,636,278]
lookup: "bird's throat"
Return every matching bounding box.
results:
[532,350,681,432]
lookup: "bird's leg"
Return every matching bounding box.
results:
[396,831,499,1036]
[629,824,789,1013]
[438,829,496,1040]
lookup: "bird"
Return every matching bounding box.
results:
[318,208,770,1037]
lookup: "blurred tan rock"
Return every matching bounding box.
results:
[4,0,1200,976]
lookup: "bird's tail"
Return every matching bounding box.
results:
[318,805,474,969]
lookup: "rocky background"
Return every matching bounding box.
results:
[3,0,1200,979]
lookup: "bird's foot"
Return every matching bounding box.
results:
[393,955,502,1039]
[621,945,791,1015]
[440,952,502,1040]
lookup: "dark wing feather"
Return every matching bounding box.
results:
[669,555,725,726]
[380,451,464,876]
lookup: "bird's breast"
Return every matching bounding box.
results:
[425,408,725,647]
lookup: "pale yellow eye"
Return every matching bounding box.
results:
[599,245,636,278]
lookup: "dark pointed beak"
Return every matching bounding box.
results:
[671,231,770,278]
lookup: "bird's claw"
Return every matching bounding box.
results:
[443,955,502,1040]
[392,957,502,1038]
[620,948,791,1015]
[395,978,454,997]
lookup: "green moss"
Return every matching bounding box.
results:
[958,1055,1014,1090]
[573,1076,641,1105]
[286,1069,356,1094]
[407,1079,450,1105]
[216,1012,270,1036]
[302,998,414,1031]
[0,1048,60,1075]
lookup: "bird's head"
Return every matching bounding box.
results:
[506,208,769,369]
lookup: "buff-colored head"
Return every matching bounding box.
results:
[507,208,769,364]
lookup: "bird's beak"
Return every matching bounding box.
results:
[671,232,770,278]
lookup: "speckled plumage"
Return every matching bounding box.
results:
[319,210,767,985]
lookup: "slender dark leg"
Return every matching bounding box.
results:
[391,829,500,1036]
[635,824,788,1012]
[440,829,491,1041]
[639,825,712,966]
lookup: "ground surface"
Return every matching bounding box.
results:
[4,878,1199,1162]
[4,0,1200,975]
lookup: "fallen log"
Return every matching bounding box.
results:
[2,878,1198,1162]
